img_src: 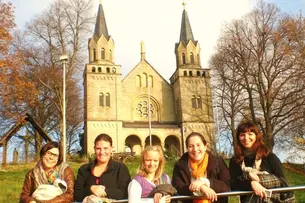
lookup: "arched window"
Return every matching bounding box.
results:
[98,67,102,72]
[182,53,186,64]
[189,71,193,76]
[197,71,200,76]
[109,50,112,61]
[92,66,96,72]
[106,67,110,73]
[190,52,194,64]
[148,75,153,87]
[101,48,105,59]
[191,95,197,109]
[93,48,96,61]
[136,75,141,87]
[142,73,147,87]
[184,71,187,76]
[99,93,104,106]
[105,93,110,107]
[202,71,206,77]
[197,96,202,109]
[197,54,200,65]
[112,67,116,73]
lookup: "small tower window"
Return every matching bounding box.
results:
[197,54,201,65]
[189,71,193,76]
[109,50,112,61]
[191,95,197,109]
[183,71,187,76]
[182,53,186,64]
[197,71,200,76]
[106,67,110,73]
[93,48,96,61]
[105,93,110,107]
[197,96,202,109]
[92,66,96,72]
[202,72,206,77]
[101,48,105,59]
[98,67,102,72]
[99,93,104,106]
[190,52,194,64]
[112,67,116,73]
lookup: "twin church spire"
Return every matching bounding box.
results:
[90,1,200,68]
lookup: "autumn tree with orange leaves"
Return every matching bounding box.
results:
[0,1,38,120]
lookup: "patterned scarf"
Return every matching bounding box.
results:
[189,153,210,203]
[153,173,171,185]
[33,160,68,188]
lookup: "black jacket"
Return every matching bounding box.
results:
[74,159,131,202]
[172,151,230,203]
[229,152,293,203]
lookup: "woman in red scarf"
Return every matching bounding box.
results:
[172,132,230,203]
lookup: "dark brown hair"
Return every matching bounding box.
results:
[40,141,63,165]
[185,132,207,147]
[94,133,113,146]
[234,121,269,163]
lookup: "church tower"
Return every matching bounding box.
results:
[83,0,122,153]
[170,3,215,147]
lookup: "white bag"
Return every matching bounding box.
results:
[32,179,67,201]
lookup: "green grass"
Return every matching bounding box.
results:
[1,159,304,203]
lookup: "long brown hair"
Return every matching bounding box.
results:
[137,145,165,180]
[234,121,269,164]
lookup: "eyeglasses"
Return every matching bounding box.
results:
[45,151,59,159]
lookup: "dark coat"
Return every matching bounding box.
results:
[172,151,230,203]
[74,159,131,202]
[229,152,294,203]
[20,166,75,203]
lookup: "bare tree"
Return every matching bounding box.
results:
[2,0,95,154]
[211,1,305,151]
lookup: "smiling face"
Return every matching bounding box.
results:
[239,131,257,149]
[143,150,160,175]
[187,135,207,162]
[42,147,59,170]
[94,140,112,164]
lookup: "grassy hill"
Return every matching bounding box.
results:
[1,158,304,202]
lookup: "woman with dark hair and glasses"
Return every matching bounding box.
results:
[20,141,75,203]
[172,132,230,203]
[74,133,131,202]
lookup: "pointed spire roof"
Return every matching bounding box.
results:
[179,8,194,43]
[94,1,109,38]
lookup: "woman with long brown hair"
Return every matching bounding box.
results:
[229,121,294,202]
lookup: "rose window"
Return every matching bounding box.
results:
[136,100,154,118]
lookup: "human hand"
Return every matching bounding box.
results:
[29,201,36,203]
[153,192,163,203]
[163,195,171,203]
[90,185,107,197]
[251,181,267,198]
[248,172,260,182]
[189,179,204,192]
[199,184,217,202]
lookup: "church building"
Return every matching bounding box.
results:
[83,1,215,155]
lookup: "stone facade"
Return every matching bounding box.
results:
[83,3,215,155]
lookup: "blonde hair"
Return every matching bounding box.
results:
[137,145,165,180]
